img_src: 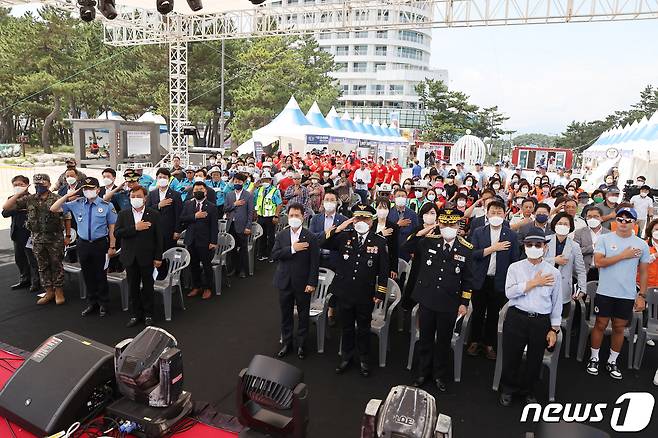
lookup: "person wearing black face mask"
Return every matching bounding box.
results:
[517,203,554,256]
[180,182,218,300]
[225,173,254,279]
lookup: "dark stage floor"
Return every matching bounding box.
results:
[1,261,657,437]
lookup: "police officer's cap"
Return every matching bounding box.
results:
[33,173,50,184]
[351,203,375,218]
[438,208,463,224]
[81,177,100,188]
[123,169,139,181]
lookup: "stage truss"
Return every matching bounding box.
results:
[3,0,658,164]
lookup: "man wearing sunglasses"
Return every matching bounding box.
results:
[587,207,650,380]
[500,227,562,406]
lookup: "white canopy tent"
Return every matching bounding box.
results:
[583,111,658,186]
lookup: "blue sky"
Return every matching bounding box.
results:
[430,20,658,135]
[11,4,658,136]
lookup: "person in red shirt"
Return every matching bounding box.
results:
[386,158,403,184]
[277,166,295,203]
[375,156,387,184]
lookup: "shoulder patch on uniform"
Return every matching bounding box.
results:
[111,208,117,214]
[457,236,473,249]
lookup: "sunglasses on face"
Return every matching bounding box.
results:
[524,242,544,249]
[616,217,635,224]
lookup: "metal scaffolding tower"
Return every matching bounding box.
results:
[3,0,658,164]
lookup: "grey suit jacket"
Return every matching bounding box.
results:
[224,189,254,233]
[573,226,610,270]
[544,235,587,304]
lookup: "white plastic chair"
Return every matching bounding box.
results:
[576,283,641,368]
[492,302,563,402]
[292,268,336,353]
[218,218,228,234]
[63,261,86,299]
[212,232,235,296]
[275,214,288,235]
[633,287,658,369]
[247,221,264,276]
[396,258,411,332]
[372,279,402,367]
[154,247,191,321]
[562,296,576,359]
[406,303,473,382]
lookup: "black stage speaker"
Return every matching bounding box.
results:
[0,331,115,436]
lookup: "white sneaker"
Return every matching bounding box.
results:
[606,362,623,380]
[647,339,655,347]
[586,358,599,376]
[654,369,658,386]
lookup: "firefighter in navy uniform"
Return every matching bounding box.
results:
[403,208,474,392]
[321,203,389,377]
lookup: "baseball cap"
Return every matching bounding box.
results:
[33,174,50,184]
[607,187,621,195]
[616,207,637,220]
[523,227,547,243]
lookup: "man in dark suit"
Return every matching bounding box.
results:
[272,202,320,360]
[321,204,389,377]
[309,191,348,271]
[387,188,418,261]
[147,167,183,252]
[224,173,254,278]
[403,208,474,392]
[114,186,164,327]
[468,199,520,359]
[180,182,219,300]
[2,175,38,291]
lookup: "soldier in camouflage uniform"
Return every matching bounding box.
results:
[2,174,66,305]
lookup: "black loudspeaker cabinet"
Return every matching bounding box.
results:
[0,331,115,436]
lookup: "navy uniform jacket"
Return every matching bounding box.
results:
[403,232,474,313]
[271,226,320,292]
[320,228,389,304]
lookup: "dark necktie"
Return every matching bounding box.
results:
[197,202,202,212]
[87,202,93,240]
[444,243,450,253]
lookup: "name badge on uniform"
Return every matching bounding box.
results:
[454,254,465,262]
[366,246,378,254]
[428,249,437,254]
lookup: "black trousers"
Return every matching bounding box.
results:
[13,237,31,283]
[417,305,457,380]
[257,216,276,259]
[471,276,508,347]
[279,287,311,347]
[339,299,375,361]
[77,238,110,306]
[500,307,551,396]
[125,261,155,319]
[586,268,599,282]
[188,245,213,289]
[230,224,249,276]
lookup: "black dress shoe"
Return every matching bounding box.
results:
[499,393,513,407]
[144,316,153,326]
[335,359,351,374]
[412,376,428,387]
[99,306,109,318]
[434,378,447,392]
[277,344,292,358]
[297,346,305,360]
[126,317,140,328]
[359,361,370,378]
[81,304,99,317]
[11,281,30,290]
[239,272,247,279]
[524,394,538,405]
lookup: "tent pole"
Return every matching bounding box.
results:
[219,38,225,151]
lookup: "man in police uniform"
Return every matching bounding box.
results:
[403,208,473,392]
[321,204,389,377]
[2,174,66,305]
[104,169,141,211]
[51,177,118,317]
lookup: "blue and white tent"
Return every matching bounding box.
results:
[584,111,658,186]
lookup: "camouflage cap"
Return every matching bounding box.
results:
[33,174,50,184]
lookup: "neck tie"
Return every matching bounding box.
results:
[444,243,450,253]
[87,201,93,240]
[197,202,202,212]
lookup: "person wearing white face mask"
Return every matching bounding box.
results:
[114,185,163,327]
[598,187,621,229]
[500,227,562,406]
[51,177,118,316]
[544,212,587,315]
[99,168,117,198]
[57,168,82,199]
[388,188,419,261]
[573,206,610,281]
[322,204,389,377]
[469,199,520,360]
[253,172,283,262]
[403,208,473,392]
[372,197,399,281]
[630,184,654,238]
[146,167,183,257]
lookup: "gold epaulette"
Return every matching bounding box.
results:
[376,285,387,294]
[461,291,472,300]
[325,228,333,240]
[405,231,418,242]
[457,236,473,249]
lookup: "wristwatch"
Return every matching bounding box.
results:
[550,328,560,335]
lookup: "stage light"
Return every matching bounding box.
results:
[157,0,174,14]
[98,0,117,20]
[237,355,309,437]
[186,0,203,11]
[78,0,96,22]
[249,0,267,5]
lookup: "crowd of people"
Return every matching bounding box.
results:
[2,151,657,405]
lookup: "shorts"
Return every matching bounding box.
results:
[593,294,634,321]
